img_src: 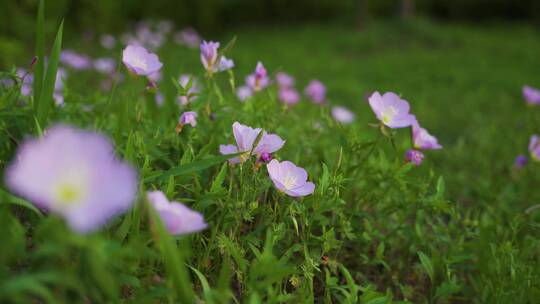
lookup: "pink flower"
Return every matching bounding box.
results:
[200,41,220,73]
[368,91,417,128]
[219,122,285,164]
[94,58,116,74]
[246,62,270,92]
[530,135,540,162]
[331,106,355,124]
[279,87,300,105]
[267,159,315,197]
[147,191,207,235]
[60,50,92,70]
[175,28,201,49]
[276,72,295,88]
[412,122,442,150]
[179,111,197,127]
[5,125,138,233]
[218,56,234,72]
[304,80,326,104]
[122,45,163,76]
[523,85,540,105]
[405,149,424,166]
[236,85,253,102]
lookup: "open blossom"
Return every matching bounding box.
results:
[523,85,540,105]
[304,80,326,104]
[237,85,253,102]
[179,111,197,127]
[267,160,315,197]
[331,106,355,124]
[61,50,92,70]
[5,125,138,233]
[412,122,442,150]
[219,122,285,164]
[122,45,163,76]
[368,91,417,128]
[147,191,207,235]
[178,74,199,105]
[246,62,270,92]
[530,135,540,161]
[200,41,220,72]
[279,87,300,105]
[405,149,424,166]
[276,72,295,88]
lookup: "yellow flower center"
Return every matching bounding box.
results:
[54,182,86,206]
[132,57,148,70]
[382,106,397,124]
[282,175,297,189]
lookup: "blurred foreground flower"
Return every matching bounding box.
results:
[267,159,315,197]
[405,149,424,166]
[246,62,270,92]
[331,106,355,124]
[220,122,284,164]
[5,125,138,233]
[147,191,207,235]
[529,135,540,161]
[305,80,326,104]
[412,122,442,150]
[368,91,417,128]
[523,85,540,105]
[122,45,163,76]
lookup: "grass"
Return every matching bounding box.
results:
[1,15,540,303]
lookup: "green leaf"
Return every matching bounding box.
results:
[36,20,64,126]
[33,0,45,107]
[148,200,194,303]
[0,188,43,217]
[144,154,236,183]
[417,251,434,283]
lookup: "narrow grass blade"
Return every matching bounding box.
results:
[33,0,45,108]
[0,188,43,217]
[36,20,64,127]
[148,203,194,303]
[144,154,236,183]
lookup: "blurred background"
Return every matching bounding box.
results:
[1,0,540,61]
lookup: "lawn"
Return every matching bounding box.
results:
[1,14,540,303]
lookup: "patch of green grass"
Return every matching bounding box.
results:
[1,16,540,303]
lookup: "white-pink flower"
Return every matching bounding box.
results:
[219,122,285,164]
[122,45,163,76]
[267,159,315,197]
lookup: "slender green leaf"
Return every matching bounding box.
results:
[36,20,64,126]
[0,188,43,217]
[33,0,45,107]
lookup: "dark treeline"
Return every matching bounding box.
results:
[2,0,540,38]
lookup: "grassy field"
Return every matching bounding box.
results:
[1,16,540,303]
